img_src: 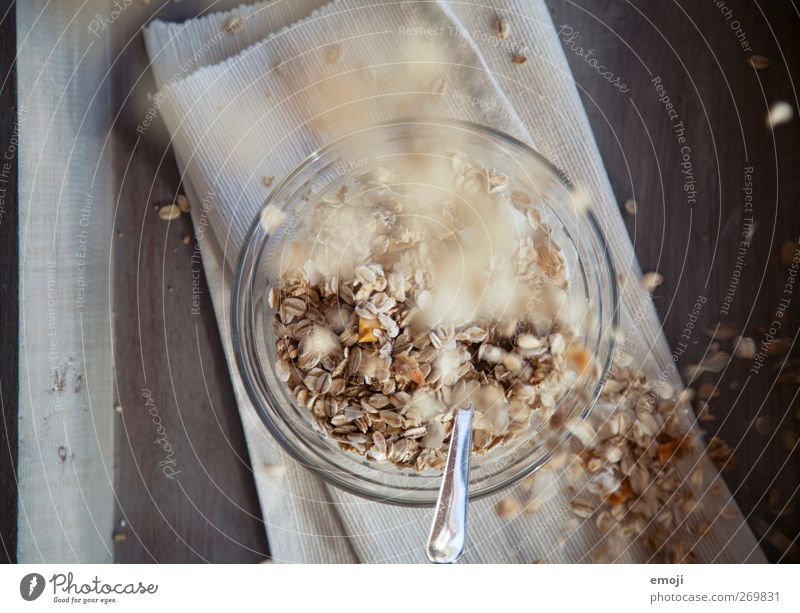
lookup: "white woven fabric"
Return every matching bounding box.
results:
[143,0,765,563]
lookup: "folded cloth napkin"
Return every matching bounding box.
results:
[143,0,766,563]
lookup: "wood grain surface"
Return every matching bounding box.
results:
[4,0,798,563]
[549,0,800,563]
[109,1,269,562]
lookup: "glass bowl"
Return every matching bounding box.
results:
[232,118,618,506]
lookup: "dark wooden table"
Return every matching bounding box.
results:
[2,0,798,563]
[0,0,18,564]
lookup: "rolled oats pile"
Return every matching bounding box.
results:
[270,151,593,471]
[504,354,736,563]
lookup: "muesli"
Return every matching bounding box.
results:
[270,152,594,470]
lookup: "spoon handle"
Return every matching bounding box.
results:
[426,406,474,564]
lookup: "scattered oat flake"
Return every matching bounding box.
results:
[705,350,731,371]
[748,55,771,70]
[571,499,593,518]
[262,463,287,478]
[177,194,190,213]
[325,44,342,64]
[496,18,510,40]
[223,15,245,35]
[734,336,756,359]
[565,418,596,447]
[654,380,674,400]
[260,205,287,234]
[496,497,520,518]
[766,101,794,127]
[624,198,637,215]
[568,187,590,214]
[707,436,735,471]
[512,54,527,65]
[684,350,730,380]
[158,204,181,221]
[678,388,695,405]
[642,271,663,292]
[182,235,192,245]
[262,175,275,188]
[430,76,447,95]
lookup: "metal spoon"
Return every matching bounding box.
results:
[426,405,474,564]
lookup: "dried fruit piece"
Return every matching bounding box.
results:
[657,438,685,465]
[358,317,380,343]
[565,344,592,374]
[606,478,632,506]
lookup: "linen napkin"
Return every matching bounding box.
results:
[143,0,766,563]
